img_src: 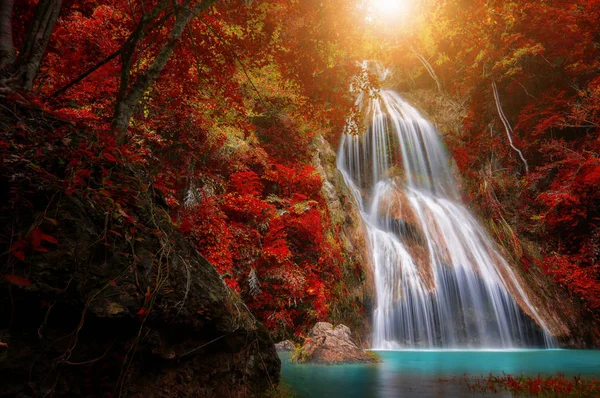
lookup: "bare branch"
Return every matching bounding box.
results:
[411,45,442,92]
[48,49,122,99]
[492,80,529,173]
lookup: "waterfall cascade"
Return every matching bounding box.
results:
[337,88,555,349]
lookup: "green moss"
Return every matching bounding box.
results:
[365,351,381,362]
[291,346,309,363]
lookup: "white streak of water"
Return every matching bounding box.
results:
[338,89,555,349]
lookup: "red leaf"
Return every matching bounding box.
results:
[40,233,58,244]
[31,228,42,250]
[4,275,32,286]
[104,153,117,162]
[109,280,117,287]
[13,251,25,261]
[117,209,134,223]
[180,219,192,233]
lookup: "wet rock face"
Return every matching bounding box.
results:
[0,195,280,397]
[293,323,378,364]
[377,182,437,291]
[311,136,374,347]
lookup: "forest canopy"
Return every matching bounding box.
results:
[1,0,599,340]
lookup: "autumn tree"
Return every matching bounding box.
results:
[0,0,62,92]
[0,0,375,342]
[112,0,217,140]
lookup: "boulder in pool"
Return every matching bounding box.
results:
[275,340,295,351]
[293,322,379,364]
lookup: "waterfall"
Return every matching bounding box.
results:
[337,89,555,349]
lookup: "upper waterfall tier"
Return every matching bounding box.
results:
[337,90,555,349]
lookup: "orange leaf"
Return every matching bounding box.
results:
[44,216,59,225]
[4,275,32,286]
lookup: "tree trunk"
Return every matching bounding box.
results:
[15,0,62,90]
[113,0,217,142]
[0,0,15,72]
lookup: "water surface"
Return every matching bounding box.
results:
[281,350,600,397]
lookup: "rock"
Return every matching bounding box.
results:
[293,323,379,364]
[275,340,295,352]
[376,181,437,291]
[0,192,280,396]
[311,136,374,346]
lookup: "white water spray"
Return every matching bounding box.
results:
[337,88,555,349]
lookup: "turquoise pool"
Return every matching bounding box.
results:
[280,350,600,397]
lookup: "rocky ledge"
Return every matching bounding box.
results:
[293,322,379,364]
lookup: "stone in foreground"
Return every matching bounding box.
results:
[293,322,379,364]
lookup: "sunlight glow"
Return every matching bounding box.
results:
[369,0,414,22]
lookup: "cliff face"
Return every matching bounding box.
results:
[311,136,374,347]
[0,105,280,397]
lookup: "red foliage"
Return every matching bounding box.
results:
[229,172,263,196]
[458,373,600,396]
[179,162,343,334]
[4,275,32,287]
[179,197,235,283]
[2,0,359,339]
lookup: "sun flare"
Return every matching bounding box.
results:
[368,0,413,22]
